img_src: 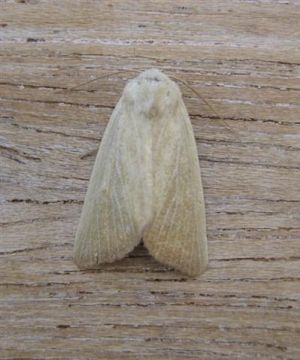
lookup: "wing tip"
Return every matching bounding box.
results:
[73,236,141,271]
[145,244,208,277]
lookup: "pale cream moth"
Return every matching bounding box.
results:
[74,69,208,276]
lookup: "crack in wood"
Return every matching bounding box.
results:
[0,95,115,110]
[0,215,74,227]
[199,156,300,170]
[0,144,41,162]
[191,114,300,126]
[0,81,98,93]
[7,198,83,205]
[9,122,100,141]
[196,138,300,151]
[214,256,300,262]
[0,243,70,255]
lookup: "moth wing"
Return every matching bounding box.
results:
[143,101,208,276]
[74,98,151,269]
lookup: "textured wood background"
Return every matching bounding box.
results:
[1,1,300,359]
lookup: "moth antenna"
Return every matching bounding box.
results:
[170,75,236,134]
[73,70,140,160]
[68,69,235,137]
[70,71,235,134]
[67,69,140,91]
[67,69,236,159]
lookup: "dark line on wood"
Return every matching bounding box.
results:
[0,243,71,255]
[213,256,300,262]
[0,144,41,162]
[0,215,75,227]
[0,95,114,110]
[9,122,100,141]
[215,227,300,231]
[191,114,300,126]
[196,137,300,152]
[6,198,83,205]
[215,210,277,215]
[199,156,300,170]
[239,197,300,204]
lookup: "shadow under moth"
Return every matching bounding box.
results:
[74,68,208,276]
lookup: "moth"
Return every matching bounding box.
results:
[74,69,208,276]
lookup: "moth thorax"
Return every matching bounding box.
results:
[124,80,180,119]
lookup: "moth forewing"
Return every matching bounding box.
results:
[74,97,152,268]
[143,95,207,276]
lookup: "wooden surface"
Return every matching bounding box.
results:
[1,1,300,359]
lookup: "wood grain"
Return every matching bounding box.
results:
[0,1,299,359]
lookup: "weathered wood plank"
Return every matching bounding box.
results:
[0,0,300,359]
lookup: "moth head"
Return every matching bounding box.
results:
[123,69,181,119]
